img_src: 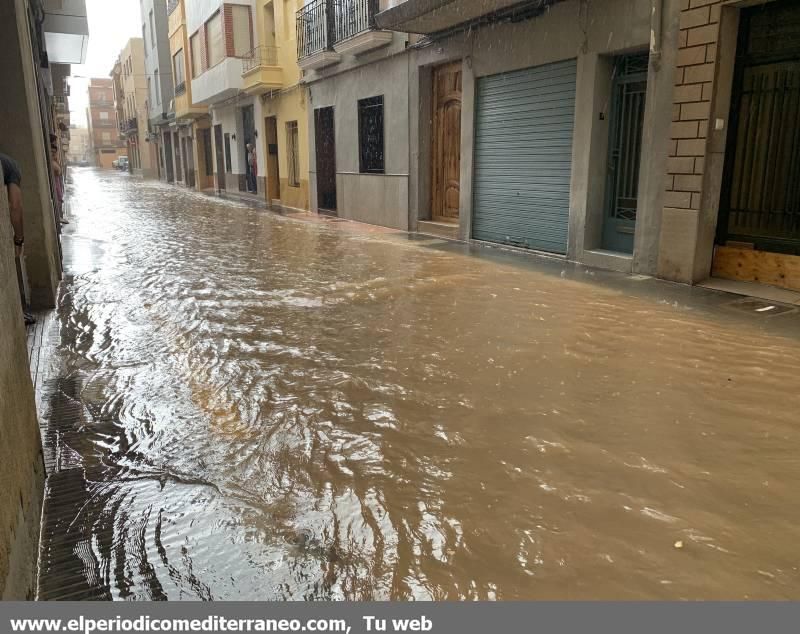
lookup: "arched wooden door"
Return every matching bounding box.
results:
[431,62,462,222]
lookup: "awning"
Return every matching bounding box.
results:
[43,0,89,65]
[374,0,557,35]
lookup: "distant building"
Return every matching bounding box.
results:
[141,0,175,182]
[113,38,158,178]
[86,78,126,169]
[66,125,91,164]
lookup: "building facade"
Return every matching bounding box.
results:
[244,0,310,211]
[117,38,158,177]
[87,78,127,169]
[302,0,410,226]
[372,0,800,292]
[167,0,213,190]
[656,0,800,292]
[141,0,176,182]
[0,0,88,599]
[66,125,91,164]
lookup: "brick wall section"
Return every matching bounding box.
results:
[664,0,723,214]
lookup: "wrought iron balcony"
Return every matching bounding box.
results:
[242,47,283,94]
[243,46,279,73]
[166,0,179,15]
[120,117,138,134]
[333,0,379,43]
[297,0,389,66]
[175,81,186,96]
[297,0,334,59]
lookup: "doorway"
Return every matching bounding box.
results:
[601,52,649,253]
[199,127,214,190]
[242,105,256,193]
[163,131,174,183]
[264,116,281,203]
[718,0,800,256]
[314,106,337,213]
[431,61,462,223]
[183,136,195,188]
[213,124,225,192]
[173,132,182,183]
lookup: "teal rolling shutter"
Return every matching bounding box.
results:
[472,59,577,254]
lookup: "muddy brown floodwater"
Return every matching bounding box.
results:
[36,168,800,600]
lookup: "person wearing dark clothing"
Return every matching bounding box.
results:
[1,152,35,325]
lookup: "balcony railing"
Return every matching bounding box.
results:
[120,117,138,134]
[242,46,279,74]
[297,0,334,59]
[334,0,379,43]
[166,0,179,15]
[175,81,186,96]
[297,0,382,58]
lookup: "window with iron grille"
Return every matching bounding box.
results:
[358,96,384,174]
[286,121,300,187]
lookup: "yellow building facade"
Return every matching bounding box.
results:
[168,0,214,191]
[244,0,310,211]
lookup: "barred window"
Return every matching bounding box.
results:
[358,96,384,174]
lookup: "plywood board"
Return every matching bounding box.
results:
[712,246,800,291]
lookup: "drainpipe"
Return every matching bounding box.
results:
[650,0,663,71]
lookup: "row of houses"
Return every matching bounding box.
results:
[101,0,799,292]
[0,0,91,599]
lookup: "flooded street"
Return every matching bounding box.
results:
[37,168,800,600]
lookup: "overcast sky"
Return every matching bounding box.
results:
[68,0,142,126]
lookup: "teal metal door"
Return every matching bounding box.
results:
[602,53,649,253]
[472,59,577,254]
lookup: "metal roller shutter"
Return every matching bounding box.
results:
[472,59,577,254]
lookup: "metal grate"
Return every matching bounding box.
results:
[333,0,378,43]
[297,0,332,59]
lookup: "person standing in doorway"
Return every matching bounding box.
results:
[1,151,35,325]
[247,143,258,194]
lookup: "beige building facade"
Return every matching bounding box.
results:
[117,38,158,178]
[87,78,127,169]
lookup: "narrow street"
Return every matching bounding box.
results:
[35,168,800,600]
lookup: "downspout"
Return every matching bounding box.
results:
[650,0,664,71]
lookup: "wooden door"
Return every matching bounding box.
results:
[315,106,337,213]
[264,117,281,203]
[431,62,463,222]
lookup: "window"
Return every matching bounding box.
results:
[142,24,147,55]
[223,133,232,172]
[358,96,385,174]
[173,49,185,88]
[154,70,160,104]
[100,111,109,120]
[286,121,299,187]
[190,33,202,77]
[231,5,252,57]
[102,132,111,142]
[206,11,224,68]
[149,10,155,48]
